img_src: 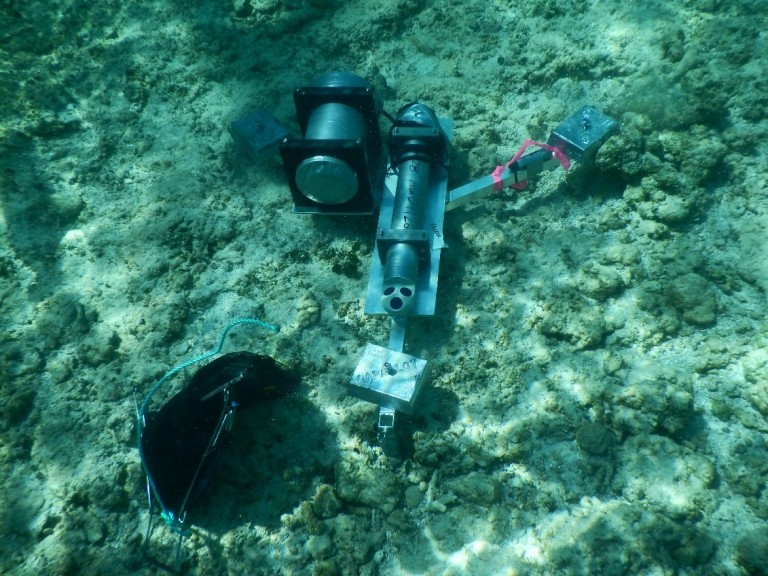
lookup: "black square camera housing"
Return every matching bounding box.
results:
[280,85,383,216]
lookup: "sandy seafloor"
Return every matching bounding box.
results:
[2,0,768,574]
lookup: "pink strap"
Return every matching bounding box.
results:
[491,140,571,191]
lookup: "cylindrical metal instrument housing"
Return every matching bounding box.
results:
[381,156,431,314]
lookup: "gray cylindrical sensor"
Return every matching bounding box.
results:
[390,157,429,230]
[305,102,365,141]
[381,157,431,315]
[295,102,365,205]
[294,72,372,206]
[381,243,419,313]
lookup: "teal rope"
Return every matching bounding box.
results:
[136,317,279,534]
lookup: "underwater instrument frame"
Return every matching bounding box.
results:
[233,72,619,457]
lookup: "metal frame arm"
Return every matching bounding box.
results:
[445,148,560,211]
[445,106,619,212]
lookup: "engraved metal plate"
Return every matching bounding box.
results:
[349,344,428,414]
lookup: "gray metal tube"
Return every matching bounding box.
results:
[391,157,430,229]
[381,157,431,314]
[305,102,365,141]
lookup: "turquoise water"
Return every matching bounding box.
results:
[1,1,767,574]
